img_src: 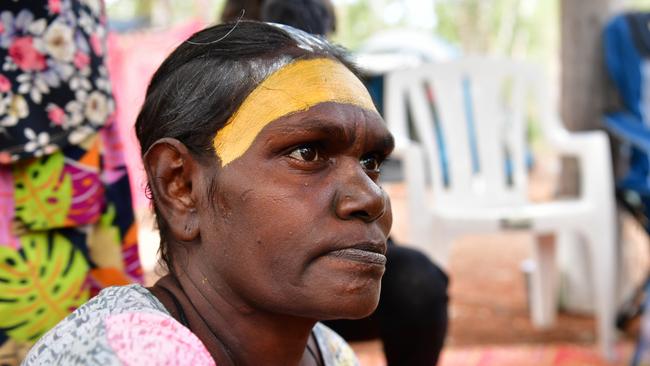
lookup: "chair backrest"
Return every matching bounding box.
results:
[384,59,549,208]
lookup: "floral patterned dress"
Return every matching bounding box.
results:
[0,1,142,364]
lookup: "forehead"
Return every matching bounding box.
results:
[213,58,378,166]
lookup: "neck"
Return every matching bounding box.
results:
[150,273,319,366]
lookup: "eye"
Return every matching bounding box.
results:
[288,145,320,162]
[360,154,382,172]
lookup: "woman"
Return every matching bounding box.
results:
[252,2,450,365]
[23,21,394,365]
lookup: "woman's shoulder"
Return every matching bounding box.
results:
[313,322,360,366]
[80,284,169,314]
[22,284,174,365]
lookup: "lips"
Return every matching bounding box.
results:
[325,241,387,266]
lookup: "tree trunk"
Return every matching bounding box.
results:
[557,0,624,315]
[559,0,622,196]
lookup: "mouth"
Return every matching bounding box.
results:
[325,241,387,266]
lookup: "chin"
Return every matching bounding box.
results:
[318,282,382,320]
[293,261,385,320]
[339,296,381,319]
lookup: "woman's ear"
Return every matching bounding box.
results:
[143,138,201,242]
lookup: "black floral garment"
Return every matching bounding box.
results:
[0,0,114,162]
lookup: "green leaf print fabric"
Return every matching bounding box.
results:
[12,153,72,230]
[0,233,89,342]
[0,124,142,365]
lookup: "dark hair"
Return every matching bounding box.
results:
[135,21,355,274]
[261,0,336,36]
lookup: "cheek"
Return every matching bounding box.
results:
[246,194,324,251]
[223,188,325,259]
[243,178,333,231]
[211,191,327,303]
[380,191,393,233]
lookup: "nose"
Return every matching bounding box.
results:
[334,161,388,223]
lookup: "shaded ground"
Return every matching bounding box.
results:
[446,233,599,346]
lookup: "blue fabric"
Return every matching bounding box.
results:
[603,13,650,228]
[604,15,644,119]
[604,112,650,195]
[604,14,650,192]
[604,112,650,152]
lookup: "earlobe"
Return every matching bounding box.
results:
[143,138,201,242]
[179,208,200,242]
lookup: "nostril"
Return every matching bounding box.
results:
[351,210,371,221]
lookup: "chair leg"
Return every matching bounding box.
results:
[530,233,558,328]
[584,225,617,361]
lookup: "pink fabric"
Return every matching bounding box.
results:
[107,21,204,210]
[105,312,216,366]
[0,166,19,249]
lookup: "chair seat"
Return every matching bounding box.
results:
[432,200,593,233]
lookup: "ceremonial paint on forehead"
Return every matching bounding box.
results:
[213,58,378,166]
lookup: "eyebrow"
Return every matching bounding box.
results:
[266,118,355,146]
[375,133,395,153]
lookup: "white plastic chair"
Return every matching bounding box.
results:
[384,58,617,359]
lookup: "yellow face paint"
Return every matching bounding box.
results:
[213,58,378,166]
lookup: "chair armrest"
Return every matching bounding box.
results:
[541,116,609,157]
[541,116,614,201]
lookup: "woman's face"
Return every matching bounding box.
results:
[199,100,393,320]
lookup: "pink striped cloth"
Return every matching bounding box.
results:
[107,21,204,210]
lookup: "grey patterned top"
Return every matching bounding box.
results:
[22,284,359,366]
